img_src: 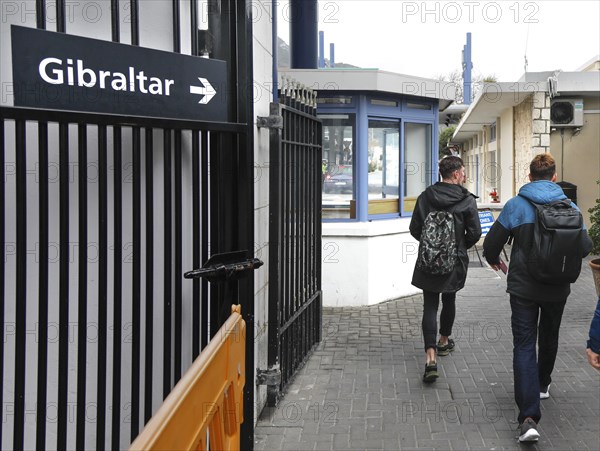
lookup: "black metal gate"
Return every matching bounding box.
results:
[266,84,323,405]
[1,1,256,449]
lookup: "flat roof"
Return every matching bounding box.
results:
[279,68,456,110]
[453,71,600,142]
[453,82,547,142]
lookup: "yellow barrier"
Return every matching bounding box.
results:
[130,305,246,451]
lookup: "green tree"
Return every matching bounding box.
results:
[439,126,456,157]
[588,180,600,255]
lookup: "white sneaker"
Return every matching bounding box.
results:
[540,384,550,400]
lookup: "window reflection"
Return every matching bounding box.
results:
[320,114,355,219]
[368,119,400,201]
[404,123,432,213]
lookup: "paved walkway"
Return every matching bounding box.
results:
[255,257,600,450]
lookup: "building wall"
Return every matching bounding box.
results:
[550,95,600,227]
[322,221,420,307]
[513,95,535,190]
[252,5,272,425]
[531,92,551,155]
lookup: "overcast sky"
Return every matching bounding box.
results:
[276,0,600,82]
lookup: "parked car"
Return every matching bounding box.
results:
[323,165,353,194]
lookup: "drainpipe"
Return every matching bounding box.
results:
[319,31,325,68]
[290,0,318,69]
[330,43,335,68]
[462,32,472,105]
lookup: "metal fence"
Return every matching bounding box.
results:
[0,106,248,449]
[267,83,323,405]
[2,1,256,449]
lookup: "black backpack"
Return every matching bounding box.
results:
[520,196,584,284]
[416,210,457,275]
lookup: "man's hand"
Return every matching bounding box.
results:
[586,348,600,370]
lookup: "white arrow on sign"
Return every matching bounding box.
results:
[189,77,216,104]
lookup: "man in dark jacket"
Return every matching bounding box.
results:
[410,156,481,383]
[483,153,593,443]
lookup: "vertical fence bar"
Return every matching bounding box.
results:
[299,114,305,362]
[192,132,200,359]
[200,132,209,350]
[56,0,65,32]
[173,0,181,53]
[111,126,123,451]
[130,127,141,440]
[163,130,172,398]
[130,0,139,45]
[36,0,46,28]
[190,0,198,56]
[144,128,154,423]
[111,0,120,42]
[174,131,182,383]
[13,120,26,451]
[0,120,4,448]
[35,121,48,450]
[76,124,88,449]
[190,3,200,356]
[57,122,69,450]
[96,125,108,449]
[208,133,220,337]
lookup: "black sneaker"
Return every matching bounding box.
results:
[518,417,540,442]
[437,339,455,356]
[423,362,438,383]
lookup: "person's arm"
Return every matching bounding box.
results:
[409,196,424,242]
[464,198,482,249]
[483,221,511,266]
[587,297,600,370]
[581,230,593,258]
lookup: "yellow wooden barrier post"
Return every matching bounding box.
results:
[130,305,246,451]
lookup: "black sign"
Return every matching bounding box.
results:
[11,25,228,122]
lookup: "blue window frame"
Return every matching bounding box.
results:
[318,93,438,222]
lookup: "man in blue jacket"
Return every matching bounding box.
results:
[483,153,593,443]
[587,297,600,369]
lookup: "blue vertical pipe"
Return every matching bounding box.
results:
[319,31,325,68]
[290,0,318,69]
[330,43,335,68]
[463,32,472,105]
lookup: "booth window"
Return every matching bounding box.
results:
[317,96,353,105]
[368,118,400,198]
[370,99,398,107]
[321,114,356,219]
[403,123,432,214]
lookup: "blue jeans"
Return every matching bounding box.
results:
[510,295,566,424]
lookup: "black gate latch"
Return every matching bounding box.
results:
[184,250,263,283]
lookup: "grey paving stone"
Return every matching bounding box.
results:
[255,260,600,450]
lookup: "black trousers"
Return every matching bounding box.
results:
[422,290,456,351]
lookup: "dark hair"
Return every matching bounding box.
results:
[530,153,556,180]
[439,155,464,179]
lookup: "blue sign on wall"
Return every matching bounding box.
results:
[11,25,228,122]
[478,210,495,237]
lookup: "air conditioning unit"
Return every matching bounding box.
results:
[550,98,584,127]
